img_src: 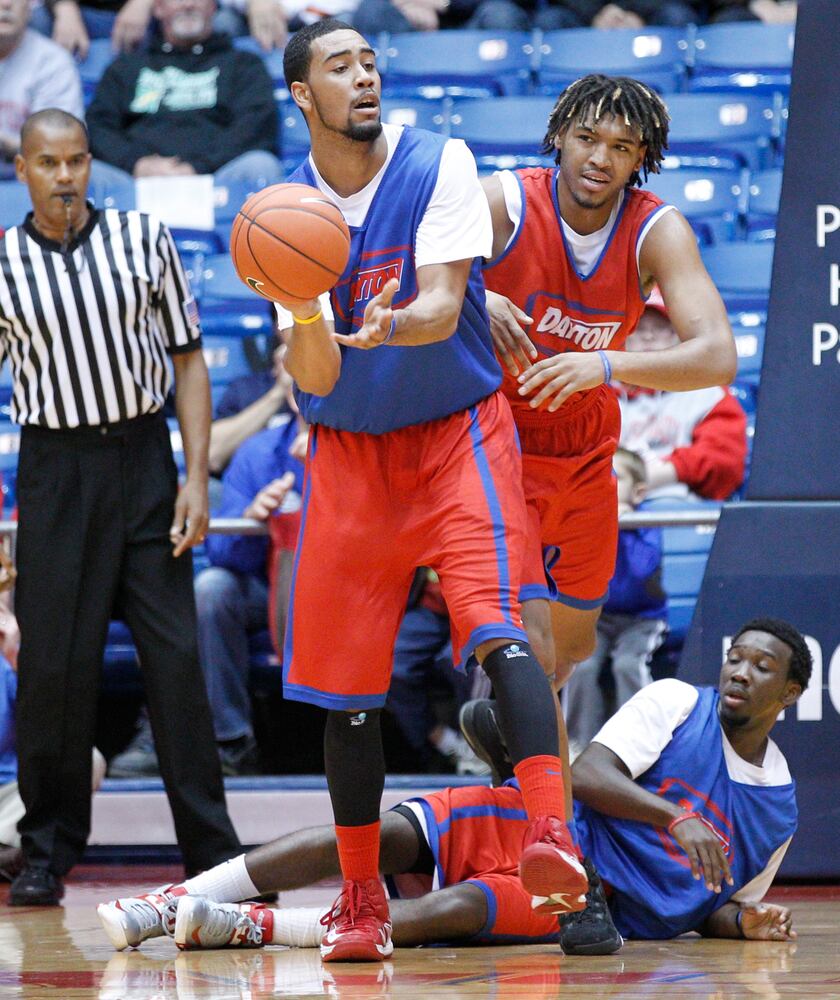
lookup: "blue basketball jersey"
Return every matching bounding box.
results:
[575,687,797,939]
[288,128,501,434]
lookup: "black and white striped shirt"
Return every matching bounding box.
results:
[0,207,201,429]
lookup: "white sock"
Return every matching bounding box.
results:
[270,906,330,947]
[177,854,260,903]
[431,725,460,756]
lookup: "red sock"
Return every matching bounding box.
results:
[335,820,381,882]
[513,755,566,821]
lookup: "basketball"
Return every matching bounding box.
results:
[230,183,351,306]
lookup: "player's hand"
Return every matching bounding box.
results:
[52,0,90,59]
[333,278,399,349]
[170,478,210,558]
[289,427,310,461]
[739,903,796,941]
[0,611,20,670]
[248,0,288,51]
[244,472,296,521]
[670,815,734,893]
[517,351,608,411]
[111,0,152,51]
[485,290,537,376]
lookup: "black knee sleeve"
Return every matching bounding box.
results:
[323,708,385,827]
[481,643,558,765]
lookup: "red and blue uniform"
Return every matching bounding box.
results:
[484,169,668,608]
[392,783,560,943]
[282,129,530,710]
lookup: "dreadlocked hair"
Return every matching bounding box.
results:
[542,74,670,187]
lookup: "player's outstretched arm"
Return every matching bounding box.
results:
[610,210,738,392]
[334,259,473,350]
[699,901,796,941]
[573,743,732,893]
[279,298,341,396]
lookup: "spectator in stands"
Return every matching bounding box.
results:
[558,0,706,28]
[563,448,667,751]
[0,0,83,177]
[616,288,748,503]
[352,0,581,38]
[214,0,359,50]
[86,0,282,185]
[386,569,490,776]
[29,0,153,59]
[111,383,305,779]
[209,341,299,478]
[707,0,796,22]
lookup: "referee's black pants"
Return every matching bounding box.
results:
[14,412,241,877]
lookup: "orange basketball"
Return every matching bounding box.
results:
[230,183,351,306]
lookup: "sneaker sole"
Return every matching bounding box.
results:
[561,932,624,956]
[458,702,509,787]
[320,938,394,962]
[97,904,133,951]
[520,845,588,911]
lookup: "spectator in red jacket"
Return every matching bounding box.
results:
[616,288,748,502]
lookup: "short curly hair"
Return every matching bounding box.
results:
[730,618,812,691]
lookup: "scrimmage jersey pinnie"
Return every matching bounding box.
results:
[483,169,668,416]
[575,686,797,939]
[287,128,500,434]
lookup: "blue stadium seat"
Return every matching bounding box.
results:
[448,96,556,170]
[745,167,782,242]
[701,242,774,311]
[199,254,276,338]
[0,422,20,513]
[381,31,533,98]
[277,99,310,168]
[167,418,186,473]
[232,35,287,90]
[661,542,713,643]
[78,38,115,105]
[690,23,794,95]
[731,317,765,378]
[213,180,265,249]
[663,93,779,172]
[88,167,136,212]
[535,27,689,96]
[170,228,224,287]
[644,167,746,245]
[380,97,448,132]
[202,334,255,387]
[0,180,31,230]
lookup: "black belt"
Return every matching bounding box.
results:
[21,410,165,441]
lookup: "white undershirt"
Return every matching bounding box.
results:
[592,678,793,903]
[275,125,491,329]
[495,168,674,277]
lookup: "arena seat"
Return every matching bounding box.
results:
[689,23,794,95]
[663,93,779,172]
[731,318,765,378]
[380,97,448,132]
[534,27,689,96]
[78,37,116,105]
[448,95,557,170]
[87,168,136,212]
[0,180,31,231]
[644,167,746,245]
[202,333,256,387]
[277,98,311,168]
[0,422,20,513]
[381,31,533,98]
[198,253,276,337]
[745,167,782,242]
[701,241,774,311]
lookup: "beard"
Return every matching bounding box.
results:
[718,703,750,729]
[311,92,382,144]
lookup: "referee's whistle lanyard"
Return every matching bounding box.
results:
[59,195,85,276]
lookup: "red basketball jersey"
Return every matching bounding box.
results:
[484,169,668,416]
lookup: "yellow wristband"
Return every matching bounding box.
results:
[292,309,323,326]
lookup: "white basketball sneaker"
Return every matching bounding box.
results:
[97,886,184,951]
[173,897,273,951]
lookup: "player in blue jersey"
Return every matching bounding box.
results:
[95,619,804,955]
[249,19,588,962]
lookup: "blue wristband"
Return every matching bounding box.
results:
[597,349,612,385]
[381,317,396,346]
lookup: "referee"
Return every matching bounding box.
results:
[0,109,241,905]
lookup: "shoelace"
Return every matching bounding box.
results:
[320,883,379,933]
[124,897,165,935]
[528,816,568,847]
[161,898,181,938]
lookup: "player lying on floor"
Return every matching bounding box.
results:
[96,618,806,955]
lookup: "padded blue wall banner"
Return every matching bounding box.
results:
[748,0,840,500]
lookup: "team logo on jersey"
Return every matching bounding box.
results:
[535,305,622,351]
[351,259,404,308]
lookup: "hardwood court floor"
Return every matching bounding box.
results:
[1,868,839,999]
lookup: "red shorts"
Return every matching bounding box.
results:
[515,384,620,608]
[282,392,529,709]
[391,783,559,943]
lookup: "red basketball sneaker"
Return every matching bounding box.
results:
[519,816,589,914]
[319,879,394,962]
